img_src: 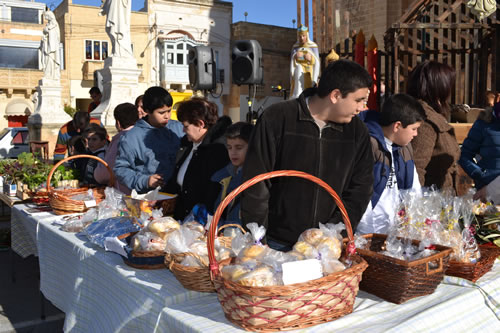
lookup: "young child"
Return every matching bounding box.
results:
[114,86,180,194]
[356,93,426,234]
[94,103,138,194]
[82,123,108,185]
[210,122,254,225]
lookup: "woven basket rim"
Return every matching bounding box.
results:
[355,233,453,267]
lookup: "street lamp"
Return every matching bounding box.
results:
[292,19,296,28]
[244,12,248,22]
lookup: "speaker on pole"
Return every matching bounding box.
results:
[188,45,216,91]
[232,40,263,85]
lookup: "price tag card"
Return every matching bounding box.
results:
[104,237,128,257]
[84,200,97,208]
[282,259,323,285]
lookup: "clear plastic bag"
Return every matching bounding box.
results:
[83,217,141,248]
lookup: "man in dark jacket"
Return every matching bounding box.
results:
[241,59,374,250]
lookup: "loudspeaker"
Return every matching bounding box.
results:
[232,40,263,85]
[188,46,216,90]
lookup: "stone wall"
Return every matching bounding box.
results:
[231,22,296,97]
[314,0,411,53]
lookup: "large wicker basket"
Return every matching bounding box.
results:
[355,233,453,304]
[166,223,246,293]
[47,155,114,215]
[445,244,500,282]
[207,170,368,332]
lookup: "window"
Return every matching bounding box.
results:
[160,38,195,82]
[11,7,39,24]
[11,131,29,145]
[0,46,38,69]
[85,40,108,61]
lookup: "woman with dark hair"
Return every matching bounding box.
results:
[169,97,231,220]
[407,60,460,192]
[134,94,147,119]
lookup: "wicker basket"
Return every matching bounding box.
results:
[445,245,500,282]
[207,170,368,332]
[118,231,167,270]
[355,233,453,304]
[47,155,114,215]
[166,224,246,293]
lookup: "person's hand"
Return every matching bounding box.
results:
[305,53,312,62]
[473,186,488,202]
[148,174,164,188]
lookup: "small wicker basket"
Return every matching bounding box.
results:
[355,233,453,304]
[207,170,368,332]
[445,244,500,282]
[118,229,168,270]
[47,155,114,215]
[166,223,246,293]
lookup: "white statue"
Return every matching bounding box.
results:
[100,0,134,58]
[290,25,320,99]
[466,0,496,20]
[40,10,61,80]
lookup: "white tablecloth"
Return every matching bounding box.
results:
[10,204,500,332]
[158,262,500,332]
[11,204,211,332]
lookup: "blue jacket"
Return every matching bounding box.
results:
[114,118,180,193]
[360,110,415,207]
[210,163,243,226]
[167,119,185,138]
[459,107,500,189]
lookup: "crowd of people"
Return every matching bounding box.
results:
[52,59,500,250]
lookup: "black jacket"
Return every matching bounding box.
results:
[169,116,231,220]
[241,88,374,246]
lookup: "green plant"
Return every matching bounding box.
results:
[52,165,80,187]
[2,153,52,190]
[64,104,79,118]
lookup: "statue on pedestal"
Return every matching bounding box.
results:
[290,25,320,99]
[40,10,61,80]
[100,0,134,58]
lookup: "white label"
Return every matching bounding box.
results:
[84,200,97,208]
[104,237,128,257]
[282,259,323,285]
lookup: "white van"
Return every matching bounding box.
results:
[0,127,30,159]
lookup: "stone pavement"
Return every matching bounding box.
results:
[0,222,64,332]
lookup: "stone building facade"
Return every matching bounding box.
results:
[0,0,47,130]
[54,0,150,113]
[308,0,411,54]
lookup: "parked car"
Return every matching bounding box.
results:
[0,127,30,159]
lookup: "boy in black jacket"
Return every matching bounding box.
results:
[241,59,374,251]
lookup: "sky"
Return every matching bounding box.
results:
[39,0,299,29]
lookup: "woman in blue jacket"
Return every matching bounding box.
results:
[459,103,500,189]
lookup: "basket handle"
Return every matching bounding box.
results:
[207,170,355,278]
[425,257,444,275]
[217,223,246,236]
[47,154,115,193]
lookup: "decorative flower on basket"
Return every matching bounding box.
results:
[473,210,500,248]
